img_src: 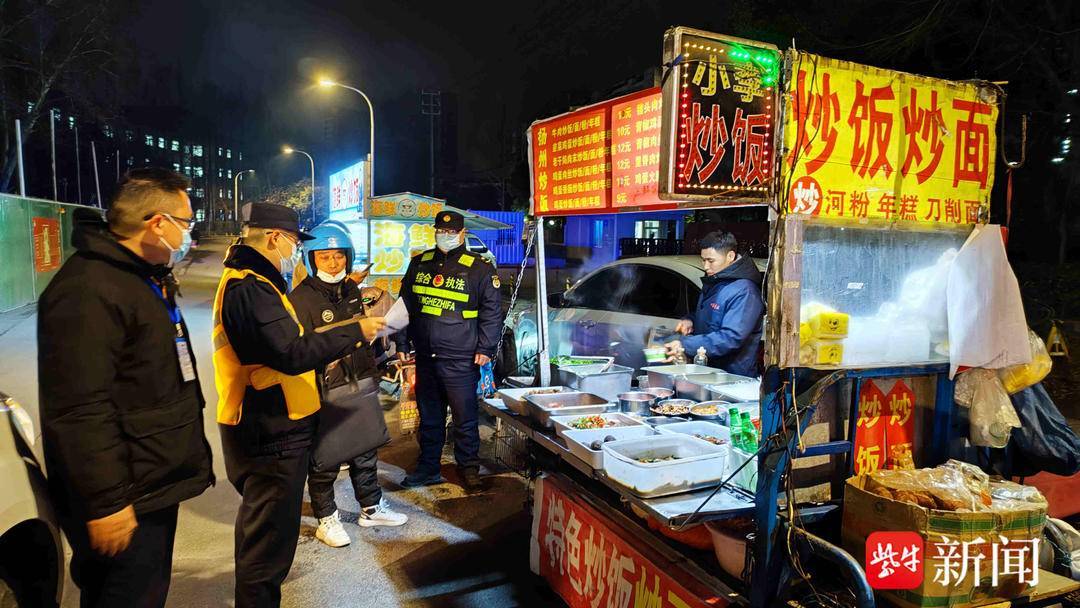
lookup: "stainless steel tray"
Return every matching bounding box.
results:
[641,364,724,389]
[496,386,570,415]
[556,364,633,402]
[675,372,755,401]
[524,391,616,428]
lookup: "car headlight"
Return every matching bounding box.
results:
[2,395,35,447]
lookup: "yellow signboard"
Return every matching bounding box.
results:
[781,52,999,224]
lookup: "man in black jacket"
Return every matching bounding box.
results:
[395,211,501,491]
[38,168,213,608]
[212,202,384,608]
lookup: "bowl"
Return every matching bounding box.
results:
[643,387,674,401]
[643,346,668,364]
[650,398,695,417]
[689,400,726,420]
[617,391,657,415]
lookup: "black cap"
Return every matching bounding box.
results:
[434,210,464,231]
[242,202,315,241]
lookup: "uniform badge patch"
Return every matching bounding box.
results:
[442,214,451,222]
[433,274,445,287]
[321,309,335,322]
[710,302,720,310]
[492,275,501,288]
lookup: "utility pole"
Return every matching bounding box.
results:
[91,141,102,208]
[50,110,58,200]
[420,89,441,196]
[74,125,82,204]
[14,119,26,197]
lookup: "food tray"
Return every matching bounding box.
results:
[525,391,615,428]
[552,412,644,439]
[656,420,732,448]
[709,380,761,403]
[562,426,658,469]
[556,364,633,402]
[643,415,689,426]
[601,434,729,498]
[675,372,755,401]
[496,386,571,416]
[641,364,723,389]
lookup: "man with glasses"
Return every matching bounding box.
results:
[213,202,385,607]
[39,168,213,607]
[396,211,501,492]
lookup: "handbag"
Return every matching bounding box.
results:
[310,371,391,473]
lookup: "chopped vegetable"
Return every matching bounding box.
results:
[570,415,617,430]
[637,455,680,464]
[693,433,728,446]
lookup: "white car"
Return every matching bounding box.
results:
[464,233,497,266]
[0,393,64,607]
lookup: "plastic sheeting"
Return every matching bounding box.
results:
[946,224,1030,378]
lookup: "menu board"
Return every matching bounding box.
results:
[610,92,666,208]
[530,106,610,215]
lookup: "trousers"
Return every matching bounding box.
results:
[220,424,310,608]
[414,357,480,475]
[63,504,179,608]
[307,448,382,518]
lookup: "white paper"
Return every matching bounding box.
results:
[947,225,1031,378]
[377,297,409,337]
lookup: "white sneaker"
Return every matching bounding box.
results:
[315,510,351,547]
[358,499,408,527]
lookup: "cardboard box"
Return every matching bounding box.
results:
[843,476,1046,607]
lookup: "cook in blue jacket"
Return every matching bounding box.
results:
[664,231,764,377]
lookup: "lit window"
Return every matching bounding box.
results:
[172,163,180,172]
[226,149,232,159]
[183,166,191,176]
[126,130,133,142]
[104,125,114,138]
[227,169,233,179]
[218,168,223,178]
[196,208,206,221]
[183,145,190,154]
[26,101,34,114]
[217,147,223,156]
[193,145,203,157]
[195,188,205,198]
[145,135,154,146]
[68,116,75,130]
[170,140,179,151]
[194,166,204,177]
[239,152,243,161]
[227,189,232,198]
[144,158,150,164]
[127,156,134,166]
[158,137,165,149]
[218,189,223,198]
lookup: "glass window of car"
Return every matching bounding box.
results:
[564,267,633,312]
[620,264,696,318]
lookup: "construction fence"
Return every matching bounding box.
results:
[0,194,92,312]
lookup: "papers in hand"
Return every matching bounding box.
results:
[377,297,408,337]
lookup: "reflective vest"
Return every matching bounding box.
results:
[411,250,480,319]
[211,267,320,425]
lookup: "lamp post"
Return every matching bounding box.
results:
[233,169,255,227]
[282,146,315,211]
[318,79,375,196]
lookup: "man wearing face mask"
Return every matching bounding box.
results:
[395,211,501,492]
[38,168,213,607]
[663,231,764,377]
[213,202,386,607]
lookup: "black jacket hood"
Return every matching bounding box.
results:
[71,207,171,281]
[703,255,762,288]
[224,244,288,293]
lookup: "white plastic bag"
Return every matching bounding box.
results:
[899,248,957,344]
[961,368,1021,448]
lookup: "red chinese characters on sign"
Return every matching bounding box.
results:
[611,91,668,208]
[32,217,62,272]
[534,477,720,608]
[854,381,887,475]
[783,53,998,224]
[531,106,610,215]
[855,379,920,474]
[885,381,916,468]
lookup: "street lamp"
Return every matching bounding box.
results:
[318,78,376,197]
[282,146,315,214]
[233,169,255,227]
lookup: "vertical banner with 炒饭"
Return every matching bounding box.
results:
[854,380,887,475]
[781,52,999,224]
[658,27,779,203]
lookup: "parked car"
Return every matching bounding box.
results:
[464,233,497,266]
[0,392,63,607]
[497,255,766,379]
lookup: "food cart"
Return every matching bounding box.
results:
[482,26,1080,608]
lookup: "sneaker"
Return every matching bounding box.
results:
[358,499,408,527]
[401,471,446,488]
[315,510,351,548]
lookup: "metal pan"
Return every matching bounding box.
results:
[524,391,615,428]
[617,391,657,416]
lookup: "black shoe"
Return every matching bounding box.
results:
[460,467,484,492]
[401,471,446,488]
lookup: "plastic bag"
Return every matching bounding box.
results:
[898,247,957,344]
[998,330,1053,394]
[865,466,982,511]
[967,368,1021,448]
[940,459,993,507]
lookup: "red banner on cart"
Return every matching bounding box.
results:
[854,381,887,475]
[885,380,916,469]
[533,476,723,608]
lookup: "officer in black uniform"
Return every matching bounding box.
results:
[396,211,501,491]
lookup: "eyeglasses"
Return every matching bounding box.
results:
[435,228,461,236]
[145,212,194,226]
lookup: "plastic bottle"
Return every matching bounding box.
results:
[740,411,758,450]
[728,407,744,450]
[693,347,708,367]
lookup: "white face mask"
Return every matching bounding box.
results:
[317,269,347,284]
[436,232,461,252]
[277,237,302,276]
